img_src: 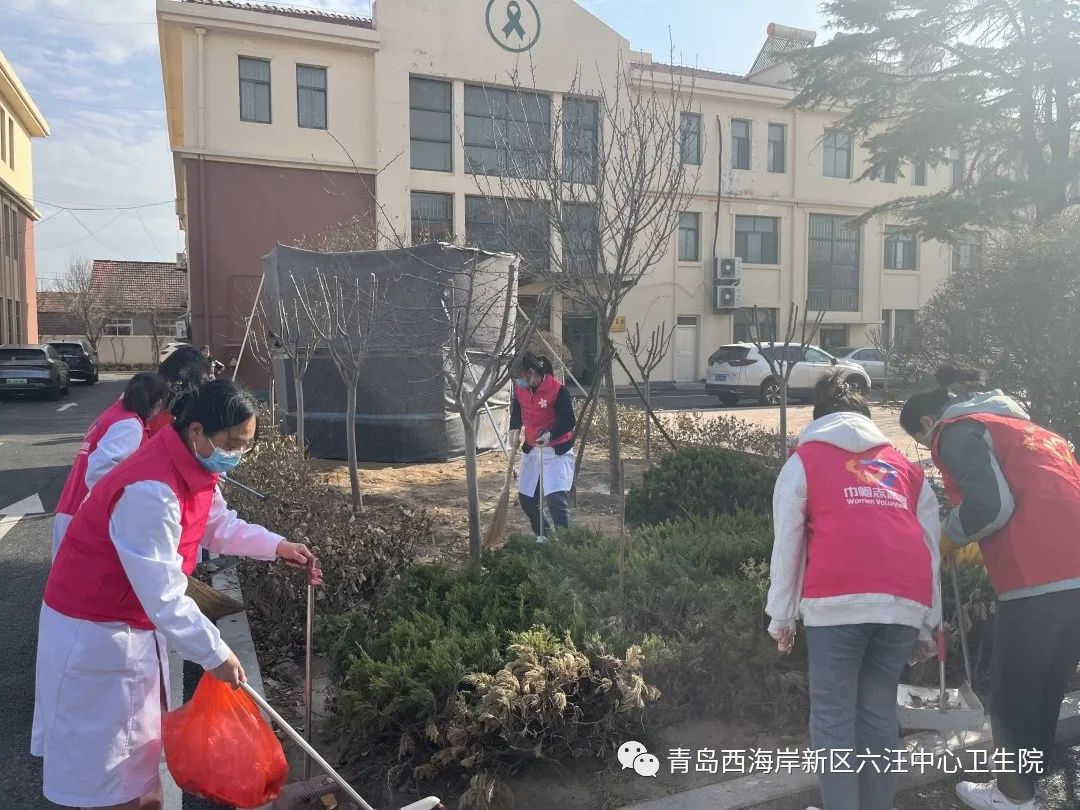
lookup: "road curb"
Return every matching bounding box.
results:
[619,690,1080,810]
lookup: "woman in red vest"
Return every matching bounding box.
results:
[768,374,940,810]
[150,345,215,434]
[51,372,171,559]
[33,379,320,810]
[901,367,1080,810]
[510,353,576,540]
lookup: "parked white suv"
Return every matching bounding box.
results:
[705,343,872,406]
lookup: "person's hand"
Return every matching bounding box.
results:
[910,637,938,666]
[535,432,551,448]
[210,651,246,688]
[276,541,323,585]
[770,625,795,655]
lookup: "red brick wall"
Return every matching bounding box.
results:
[183,158,376,387]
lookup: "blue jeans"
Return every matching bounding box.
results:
[518,486,571,536]
[806,623,919,810]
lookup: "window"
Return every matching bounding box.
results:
[823,130,852,179]
[238,57,271,124]
[815,330,846,353]
[911,160,927,186]
[950,148,965,188]
[882,158,898,183]
[410,77,452,172]
[893,310,916,346]
[884,227,917,270]
[104,319,134,336]
[735,216,779,265]
[767,123,785,173]
[677,212,700,262]
[562,203,598,274]
[411,192,453,244]
[953,234,982,273]
[733,307,777,343]
[0,107,5,165]
[519,295,551,331]
[680,112,701,165]
[464,195,550,276]
[856,349,884,362]
[731,119,751,170]
[297,65,327,129]
[563,97,599,183]
[7,117,12,168]
[808,214,860,312]
[465,85,550,179]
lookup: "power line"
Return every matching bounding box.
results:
[137,209,166,256]
[32,197,176,212]
[0,3,155,25]
[28,91,166,113]
[68,210,137,260]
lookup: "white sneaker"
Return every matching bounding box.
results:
[956,780,1038,809]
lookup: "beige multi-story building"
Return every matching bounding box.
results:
[0,50,49,344]
[157,0,963,387]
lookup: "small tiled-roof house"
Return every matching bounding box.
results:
[90,259,189,340]
[36,290,80,335]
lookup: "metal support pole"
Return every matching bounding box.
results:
[515,305,589,396]
[303,566,315,778]
[233,272,266,382]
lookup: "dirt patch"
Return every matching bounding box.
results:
[309,451,649,558]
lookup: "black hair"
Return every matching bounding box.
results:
[899,366,985,436]
[158,346,213,417]
[172,379,259,436]
[519,352,554,377]
[813,372,871,421]
[122,372,171,422]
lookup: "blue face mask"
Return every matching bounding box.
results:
[197,437,244,475]
[515,377,531,389]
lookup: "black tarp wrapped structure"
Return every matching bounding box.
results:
[262,242,514,462]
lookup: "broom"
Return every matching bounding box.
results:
[484,430,520,549]
[186,575,245,621]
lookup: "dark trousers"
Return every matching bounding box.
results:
[992,588,1080,801]
[518,484,571,537]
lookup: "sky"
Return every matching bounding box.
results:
[2,0,828,285]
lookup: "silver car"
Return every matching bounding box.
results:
[834,347,887,385]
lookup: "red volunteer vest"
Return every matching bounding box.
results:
[45,427,218,631]
[147,410,174,435]
[797,442,932,606]
[517,375,573,447]
[931,412,1080,595]
[54,399,148,516]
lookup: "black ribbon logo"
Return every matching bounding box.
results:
[502,1,526,40]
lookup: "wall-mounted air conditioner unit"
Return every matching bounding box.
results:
[714,285,742,311]
[713,256,742,282]
[176,251,188,270]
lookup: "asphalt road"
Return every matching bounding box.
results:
[0,374,128,808]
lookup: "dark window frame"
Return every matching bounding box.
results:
[238,56,272,124]
[296,64,328,130]
[767,123,785,173]
[681,112,702,166]
[808,213,861,312]
[410,76,453,173]
[734,215,780,265]
[464,84,551,180]
[733,307,777,343]
[731,118,751,170]
[464,195,551,277]
[562,202,598,275]
[563,96,599,183]
[410,191,454,244]
[823,130,852,179]
[911,160,927,186]
[678,212,701,262]
[884,227,918,270]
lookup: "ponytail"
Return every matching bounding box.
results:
[173,379,259,435]
[899,365,986,436]
[121,372,170,422]
[813,372,871,420]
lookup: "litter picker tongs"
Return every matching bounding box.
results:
[242,558,445,810]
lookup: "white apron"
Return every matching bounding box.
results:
[518,446,576,497]
[32,604,169,807]
[51,512,72,560]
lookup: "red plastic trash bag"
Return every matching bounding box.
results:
[163,673,289,808]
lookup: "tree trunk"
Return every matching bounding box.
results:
[345,380,362,512]
[617,459,627,629]
[603,359,623,498]
[462,414,482,562]
[778,381,789,461]
[571,376,604,496]
[293,370,306,453]
[644,376,652,462]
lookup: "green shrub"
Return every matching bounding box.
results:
[625,445,777,526]
[228,422,433,658]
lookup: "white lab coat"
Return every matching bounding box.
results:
[51,416,145,558]
[518,445,576,497]
[33,482,282,808]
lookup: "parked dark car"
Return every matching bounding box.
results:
[0,345,71,401]
[48,340,99,384]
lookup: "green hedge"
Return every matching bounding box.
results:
[626,445,778,526]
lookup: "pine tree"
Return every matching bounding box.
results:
[791,0,1080,239]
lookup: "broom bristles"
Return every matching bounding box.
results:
[483,431,519,549]
[186,576,245,621]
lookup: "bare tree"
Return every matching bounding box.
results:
[442,253,536,560]
[270,280,322,453]
[141,285,178,364]
[751,303,826,459]
[625,321,674,461]
[868,326,898,401]
[295,267,378,513]
[54,256,115,351]
[468,52,700,496]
